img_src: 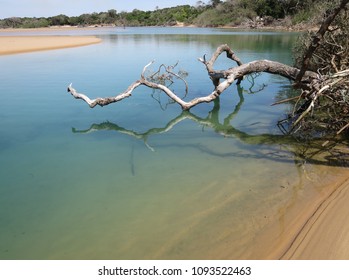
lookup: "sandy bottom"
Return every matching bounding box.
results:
[280,176,349,259]
[257,168,349,260]
[0,36,101,55]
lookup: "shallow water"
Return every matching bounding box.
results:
[0,27,347,259]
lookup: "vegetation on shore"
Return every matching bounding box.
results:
[0,0,326,29]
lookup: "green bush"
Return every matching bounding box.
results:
[292,10,312,24]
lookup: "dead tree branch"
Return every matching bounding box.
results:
[67,45,317,111]
[295,0,349,83]
[198,43,244,85]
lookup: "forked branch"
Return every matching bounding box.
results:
[67,44,317,111]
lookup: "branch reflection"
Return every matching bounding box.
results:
[72,86,349,168]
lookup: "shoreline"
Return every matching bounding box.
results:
[0,35,101,55]
[0,21,311,33]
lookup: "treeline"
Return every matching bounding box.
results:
[0,0,321,29]
[0,5,201,28]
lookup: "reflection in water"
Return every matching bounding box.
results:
[73,85,349,169]
[102,30,298,58]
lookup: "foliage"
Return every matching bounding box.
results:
[0,1,337,29]
[0,6,202,28]
[236,0,284,18]
[194,1,257,26]
[291,10,313,24]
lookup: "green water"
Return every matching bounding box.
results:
[0,28,345,259]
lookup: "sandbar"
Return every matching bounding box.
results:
[0,35,101,55]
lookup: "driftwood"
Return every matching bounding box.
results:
[67,44,317,111]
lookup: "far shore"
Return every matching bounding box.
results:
[0,21,312,33]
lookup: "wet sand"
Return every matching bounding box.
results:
[280,176,349,259]
[0,35,101,55]
[251,167,349,260]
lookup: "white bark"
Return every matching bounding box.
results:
[67,44,317,111]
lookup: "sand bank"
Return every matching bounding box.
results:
[259,170,349,260]
[0,26,104,33]
[279,176,349,259]
[0,36,101,55]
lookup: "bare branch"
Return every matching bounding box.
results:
[295,0,349,83]
[67,45,317,112]
[199,44,244,85]
[67,81,142,108]
[200,43,243,71]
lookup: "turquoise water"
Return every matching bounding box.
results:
[0,28,343,259]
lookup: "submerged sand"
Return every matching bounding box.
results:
[247,165,349,260]
[0,35,101,55]
[280,176,349,259]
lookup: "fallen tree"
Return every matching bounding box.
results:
[67,45,316,110]
[67,0,349,143]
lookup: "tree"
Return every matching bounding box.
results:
[1,17,22,28]
[49,14,69,26]
[78,13,92,25]
[67,0,349,143]
[209,0,222,7]
[279,0,311,15]
[108,9,117,18]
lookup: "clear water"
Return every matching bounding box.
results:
[0,27,345,259]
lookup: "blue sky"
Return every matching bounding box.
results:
[0,0,202,18]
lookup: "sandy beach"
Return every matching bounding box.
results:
[0,35,101,55]
[235,164,349,260]
[1,27,349,260]
[280,176,349,259]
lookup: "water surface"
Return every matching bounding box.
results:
[0,27,346,259]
